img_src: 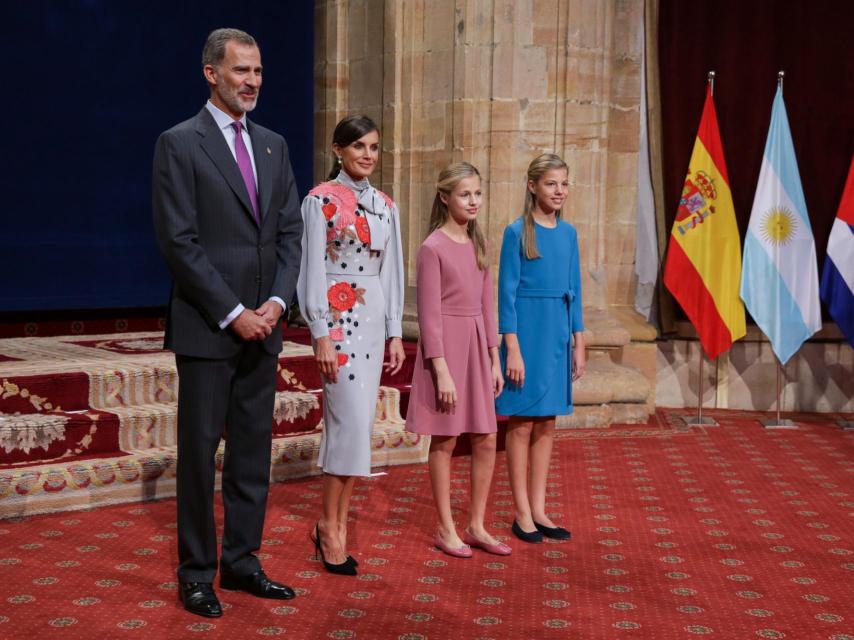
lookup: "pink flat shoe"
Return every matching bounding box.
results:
[434,535,473,558]
[462,530,512,556]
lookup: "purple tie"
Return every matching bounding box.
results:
[231,121,260,224]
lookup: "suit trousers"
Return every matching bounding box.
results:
[175,340,278,582]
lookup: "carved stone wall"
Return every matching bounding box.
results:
[312,0,853,417]
[314,0,644,313]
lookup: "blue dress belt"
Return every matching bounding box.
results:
[516,287,575,301]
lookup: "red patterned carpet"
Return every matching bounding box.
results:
[1,409,853,640]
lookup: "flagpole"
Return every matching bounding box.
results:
[757,70,798,430]
[761,356,798,429]
[683,350,718,427]
[681,71,722,429]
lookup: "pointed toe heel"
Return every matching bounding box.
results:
[315,524,357,576]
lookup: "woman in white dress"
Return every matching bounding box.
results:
[297,115,405,575]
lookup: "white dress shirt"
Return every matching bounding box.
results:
[205,100,286,328]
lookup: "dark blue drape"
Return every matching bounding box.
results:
[1,1,314,311]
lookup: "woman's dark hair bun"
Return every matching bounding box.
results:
[327,115,380,180]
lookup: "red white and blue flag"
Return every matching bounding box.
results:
[820,154,854,347]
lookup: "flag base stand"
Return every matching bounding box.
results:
[837,419,854,431]
[760,359,797,428]
[683,415,719,427]
[683,356,719,427]
[761,418,798,429]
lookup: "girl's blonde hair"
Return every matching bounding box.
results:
[522,153,569,260]
[428,162,488,269]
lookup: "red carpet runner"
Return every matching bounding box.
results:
[1,409,852,639]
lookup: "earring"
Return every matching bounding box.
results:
[336,157,342,164]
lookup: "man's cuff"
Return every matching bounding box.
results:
[268,297,287,317]
[219,303,245,329]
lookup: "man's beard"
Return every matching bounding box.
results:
[216,84,258,114]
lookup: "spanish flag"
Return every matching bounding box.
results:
[663,86,746,359]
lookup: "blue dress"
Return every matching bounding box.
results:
[495,218,584,417]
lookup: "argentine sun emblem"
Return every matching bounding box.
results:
[760,207,797,246]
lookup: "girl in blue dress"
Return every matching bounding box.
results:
[496,153,586,543]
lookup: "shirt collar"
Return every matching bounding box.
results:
[205,100,248,132]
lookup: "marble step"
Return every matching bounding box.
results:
[573,352,650,405]
[107,390,322,450]
[556,403,650,429]
[0,420,428,520]
[1,385,409,467]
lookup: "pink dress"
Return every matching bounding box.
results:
[405,230,500,436]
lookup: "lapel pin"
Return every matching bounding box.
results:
[266,147,272,155]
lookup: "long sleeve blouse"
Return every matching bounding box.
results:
[296,172,404,340]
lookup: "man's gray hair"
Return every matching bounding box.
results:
[202,28,257,68]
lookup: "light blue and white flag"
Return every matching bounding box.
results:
[740,86,821,364]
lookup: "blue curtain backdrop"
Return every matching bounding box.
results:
[0,1,314,312]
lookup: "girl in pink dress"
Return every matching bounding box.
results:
[406,162,510,558]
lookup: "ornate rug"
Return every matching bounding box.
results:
[0,409,851,638]
[0,332,423,518]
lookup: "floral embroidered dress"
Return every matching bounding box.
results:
[297,171,404,477]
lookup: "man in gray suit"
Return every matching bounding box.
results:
[152,28,302,617]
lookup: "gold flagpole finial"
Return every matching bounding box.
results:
[708,70,716,96]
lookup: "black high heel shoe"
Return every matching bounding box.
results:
[311,526,358,567]
[315,524,357,576]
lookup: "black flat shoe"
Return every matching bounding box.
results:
[220,570,295,599]
[179,581,222,618]
[347,555,359,568]
[315,524,357,576]
[511,520,544,544]
[534,521,572,540]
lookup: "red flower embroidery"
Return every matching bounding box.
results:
[328,282,357,311]
[321,202,337,220]
[337,353,349,366]
[355,216,371,244]
[334,207,356,231]
[309,182,357,222]
[329,327,344,341]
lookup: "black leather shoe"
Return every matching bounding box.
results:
[511,520,544,543]
[179,581,222,618]
[314,524,357,576]
[311,524,359,569]
[534,521,572,540]
[220,570,295,600]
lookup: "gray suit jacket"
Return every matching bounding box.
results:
[152,107,303,358]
